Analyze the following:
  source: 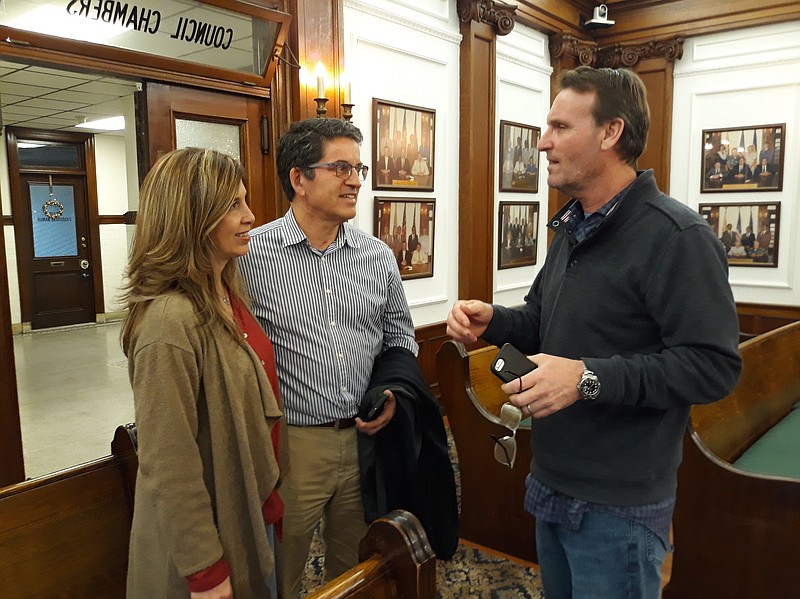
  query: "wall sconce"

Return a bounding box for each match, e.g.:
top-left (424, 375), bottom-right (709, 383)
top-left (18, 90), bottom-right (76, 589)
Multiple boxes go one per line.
top-left (340, 72), bottom-right (354, 123)
top-left (311, 61), bottom-right (355, 122)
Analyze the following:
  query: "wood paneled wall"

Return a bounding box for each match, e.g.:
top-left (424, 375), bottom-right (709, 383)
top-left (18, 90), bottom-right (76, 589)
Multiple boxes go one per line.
top-left (513, 1), bottom-right (800, 42)
top-left (0, 222), bottom-right (24, 485)
top-left (458, 18), bottom-right (497, 303)
top-left (737, 303), bottom-right (800, 340)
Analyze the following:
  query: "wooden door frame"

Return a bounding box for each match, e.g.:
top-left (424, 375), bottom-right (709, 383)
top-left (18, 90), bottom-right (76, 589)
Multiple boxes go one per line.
top-left (5, 128), bottom-right (104, 326)
top-left (141, 82), bottom-right (278, 226)
top-left (0, 221), bottom-right (25, 485)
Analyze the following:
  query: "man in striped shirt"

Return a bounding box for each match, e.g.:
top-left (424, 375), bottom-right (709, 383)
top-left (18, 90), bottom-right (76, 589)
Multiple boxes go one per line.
top-left (239, 118), bottom-right (418, 598)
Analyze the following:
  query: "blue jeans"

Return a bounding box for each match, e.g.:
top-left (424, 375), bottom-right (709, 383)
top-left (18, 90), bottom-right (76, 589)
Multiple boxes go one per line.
top-left (535, 512), bottom-right (667, 599)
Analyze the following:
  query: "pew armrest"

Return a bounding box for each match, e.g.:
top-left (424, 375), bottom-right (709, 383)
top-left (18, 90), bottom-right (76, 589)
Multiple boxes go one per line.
top-left (436, 341), bottom-right (537, 563)
top-left (306, 509), bottom-right (435, 599)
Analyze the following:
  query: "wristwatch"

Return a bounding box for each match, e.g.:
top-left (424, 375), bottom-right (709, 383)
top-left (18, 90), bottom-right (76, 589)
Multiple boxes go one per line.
top-left (577, 369), bottom-right (601, 401)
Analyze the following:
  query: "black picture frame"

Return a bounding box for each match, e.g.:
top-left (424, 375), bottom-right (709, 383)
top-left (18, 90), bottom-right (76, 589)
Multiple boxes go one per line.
top-left (701, 124), bottom-right (785, 193)
top-left (499, 120), bottom-right (540, 193)
top-left (372, 99), bottom-right (435, 192)
top-left (498, 201), bottom-right (539, 270)
top-left (698, 202), bottom-right (780, 267)
top-left (375, 197), bottom-right (435, 280)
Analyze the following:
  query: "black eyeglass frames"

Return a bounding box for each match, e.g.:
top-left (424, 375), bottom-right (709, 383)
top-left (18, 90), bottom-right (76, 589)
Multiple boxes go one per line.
top-left (491, 401), bottom-right (523, 469)
top-left (306, 161), bottom-right (369, 181)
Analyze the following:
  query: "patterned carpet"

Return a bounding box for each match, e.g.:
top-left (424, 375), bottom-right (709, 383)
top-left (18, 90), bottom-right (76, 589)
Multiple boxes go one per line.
top-left (301, 535), bottom-right (543, 598)
top-left (300, 427), bottom-right (544, 597)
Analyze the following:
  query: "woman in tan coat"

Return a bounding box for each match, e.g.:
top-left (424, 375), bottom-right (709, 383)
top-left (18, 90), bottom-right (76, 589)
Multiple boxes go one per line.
top-left (121, 148), bottom-right (284, 598)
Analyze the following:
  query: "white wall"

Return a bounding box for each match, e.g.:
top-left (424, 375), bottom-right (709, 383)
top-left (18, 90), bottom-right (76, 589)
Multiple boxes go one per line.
top-left (343, 0), bottom-right (461, 327)
top-left (493, 25), bottom-right (552, 308)
top-left (94, 134), bottom-right (133, 314)
top-left (1, 139), bottom-right (19, 323)
top-left (671, 21), bottom-right (800, 307)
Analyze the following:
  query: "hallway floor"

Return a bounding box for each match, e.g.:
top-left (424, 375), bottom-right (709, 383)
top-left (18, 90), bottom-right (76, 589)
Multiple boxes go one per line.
top-left (13, 321), bottom-right (134, 479)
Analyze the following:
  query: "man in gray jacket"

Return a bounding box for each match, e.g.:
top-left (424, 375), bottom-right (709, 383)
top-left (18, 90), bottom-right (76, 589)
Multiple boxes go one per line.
top-left (447, 67), bottom-right (741, 599)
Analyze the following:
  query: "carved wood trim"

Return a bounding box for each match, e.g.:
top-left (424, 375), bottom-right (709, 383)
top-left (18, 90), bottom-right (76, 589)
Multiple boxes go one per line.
top-left (595, 37), bottom-right (685, 69)
top-left (549, 33), bottom-right (596, 67)
top-left (457, 0), bottom-right (517, 36)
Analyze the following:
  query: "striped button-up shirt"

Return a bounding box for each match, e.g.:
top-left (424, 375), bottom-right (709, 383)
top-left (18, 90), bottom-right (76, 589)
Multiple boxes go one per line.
top-left (239, 209), bottom-right (418, 425)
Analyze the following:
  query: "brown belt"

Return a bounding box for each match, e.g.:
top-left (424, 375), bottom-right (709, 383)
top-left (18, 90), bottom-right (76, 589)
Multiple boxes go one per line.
top-left (309, 418), bottom-right (357, 430)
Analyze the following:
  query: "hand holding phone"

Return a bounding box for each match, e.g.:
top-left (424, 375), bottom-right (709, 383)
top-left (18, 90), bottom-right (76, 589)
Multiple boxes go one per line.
top-left (363, 392), bottom-right (389, 422)
top-left (490, 343), bottom-right (537, 384)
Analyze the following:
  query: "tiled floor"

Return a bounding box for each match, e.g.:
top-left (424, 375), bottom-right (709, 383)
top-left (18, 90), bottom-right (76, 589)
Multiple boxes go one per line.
top-left (13, 321), bottom-right (134, 479)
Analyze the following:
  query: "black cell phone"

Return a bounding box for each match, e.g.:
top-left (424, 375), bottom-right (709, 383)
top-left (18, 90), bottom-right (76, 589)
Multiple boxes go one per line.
top-left (490, 343), bottom-right (537, 384)
top-left (363, 393), bottom-right (388, 422)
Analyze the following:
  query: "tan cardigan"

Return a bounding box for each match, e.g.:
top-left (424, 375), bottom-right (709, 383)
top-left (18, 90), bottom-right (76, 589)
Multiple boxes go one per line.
top-left (126, 294), bottom-right (282, 597)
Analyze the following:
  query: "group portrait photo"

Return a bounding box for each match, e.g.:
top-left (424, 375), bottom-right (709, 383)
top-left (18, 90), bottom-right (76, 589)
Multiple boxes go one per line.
top-left (375, 198), bottom-right (435, 280)
top-left (701, 124), bottom-right (785, 192)
top-left (698, 202), bottom-right (780, 267)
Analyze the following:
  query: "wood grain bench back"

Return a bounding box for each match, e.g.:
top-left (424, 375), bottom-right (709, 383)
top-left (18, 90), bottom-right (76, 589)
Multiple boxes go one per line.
top-left (664, 321), bottom-right (800, 599)
top-left (690, 320), bottom-right (800, 462)
top-left (436, 341), bottom-right (537, 563)
top-left (0, 426), bottom-right (434, 599)
top-left (0, 424), bottom-right (137, 598)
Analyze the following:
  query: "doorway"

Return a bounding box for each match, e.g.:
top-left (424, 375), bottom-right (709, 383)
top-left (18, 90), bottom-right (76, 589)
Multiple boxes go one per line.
top-left (7, 130), bottom-right (98, 329)
top-left (1, 58), bottom-right (276, 481)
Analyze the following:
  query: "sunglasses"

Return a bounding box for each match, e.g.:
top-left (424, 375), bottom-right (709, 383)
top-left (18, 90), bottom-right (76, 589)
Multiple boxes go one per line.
top-left (491, 402), bottom-right (523, 469)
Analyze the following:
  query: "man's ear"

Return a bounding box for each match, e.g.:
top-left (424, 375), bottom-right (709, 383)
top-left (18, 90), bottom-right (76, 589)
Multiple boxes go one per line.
top-left (289, 166), bottom-right (306, 199)
top-left (600, 118), bottom-right (625, 151)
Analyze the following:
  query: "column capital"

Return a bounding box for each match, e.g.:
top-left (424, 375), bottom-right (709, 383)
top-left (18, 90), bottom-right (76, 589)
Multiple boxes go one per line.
top-left (549, 33), bottom-right (596, 66)
top-left (596, 37), bottom-right (685, 68)
top-left (457, 0), bottom-right (517, 36)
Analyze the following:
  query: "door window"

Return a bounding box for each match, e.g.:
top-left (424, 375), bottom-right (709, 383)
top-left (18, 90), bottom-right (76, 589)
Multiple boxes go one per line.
top-left (175, 119), bottom-right (241, 160)
top-left (29, 184), bottom-right (79, 258)
top-left (18, 143), bottom-right (82, 169)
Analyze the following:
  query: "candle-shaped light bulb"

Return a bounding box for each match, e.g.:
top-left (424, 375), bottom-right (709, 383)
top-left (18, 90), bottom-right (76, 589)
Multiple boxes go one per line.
top-left (314, 61), bottom-right (326, 98)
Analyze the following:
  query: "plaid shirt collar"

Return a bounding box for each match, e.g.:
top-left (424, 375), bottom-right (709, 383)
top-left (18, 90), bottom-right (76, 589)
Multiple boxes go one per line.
top-left (548, 176), bottom-right (636, 244)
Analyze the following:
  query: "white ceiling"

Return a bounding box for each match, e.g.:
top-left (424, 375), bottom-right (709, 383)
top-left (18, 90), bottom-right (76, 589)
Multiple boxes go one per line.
top-left (0, 60), bottom-right (140, 134)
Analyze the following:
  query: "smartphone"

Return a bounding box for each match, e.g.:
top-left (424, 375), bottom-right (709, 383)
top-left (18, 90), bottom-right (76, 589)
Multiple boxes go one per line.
top-left (490, 343), bottom-right (537, 384)
top-left (363, 393), bottom-right (388, 422)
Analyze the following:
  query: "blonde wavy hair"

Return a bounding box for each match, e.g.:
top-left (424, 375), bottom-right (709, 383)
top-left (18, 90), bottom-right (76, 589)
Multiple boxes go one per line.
top-left (121, 147), bottom-right (249, 354)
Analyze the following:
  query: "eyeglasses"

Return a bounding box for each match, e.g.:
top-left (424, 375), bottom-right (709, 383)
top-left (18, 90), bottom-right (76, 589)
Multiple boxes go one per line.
top-left (306, 161), bottom-right (369, 181)
top-left (491, 402), bottom-right (523, 469)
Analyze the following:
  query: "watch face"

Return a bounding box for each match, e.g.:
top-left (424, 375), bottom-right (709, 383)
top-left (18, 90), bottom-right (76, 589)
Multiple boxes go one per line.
top-left (580, 372), bottom-right (600, 400)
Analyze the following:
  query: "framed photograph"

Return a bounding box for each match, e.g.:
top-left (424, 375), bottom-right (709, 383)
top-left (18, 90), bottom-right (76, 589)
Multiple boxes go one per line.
top-left (701, 124), bottom-right (785, 193)
top-left (372, 99), bottom-right (435, 191)
top-left (375, 197), bottom-right (435, 280)
top-left (498, 201), bottom-right (539, 269)
top-left (499, 120), bottom-right (541, 193)
top-left (698, 202), bottom-right (780, 268)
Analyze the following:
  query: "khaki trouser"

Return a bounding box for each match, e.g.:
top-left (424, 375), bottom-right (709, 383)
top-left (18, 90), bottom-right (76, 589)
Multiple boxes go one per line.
top-left (276, 425), bottom-right (368, 598)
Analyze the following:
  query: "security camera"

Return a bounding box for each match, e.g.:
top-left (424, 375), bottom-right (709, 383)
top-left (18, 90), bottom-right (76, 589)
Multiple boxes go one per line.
top-left (583, 4), bottom-right (615, 30)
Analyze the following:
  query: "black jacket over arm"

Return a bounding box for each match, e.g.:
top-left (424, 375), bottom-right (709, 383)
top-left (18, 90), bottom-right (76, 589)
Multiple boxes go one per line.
top-left (358, 346), bottom-right (459, 560)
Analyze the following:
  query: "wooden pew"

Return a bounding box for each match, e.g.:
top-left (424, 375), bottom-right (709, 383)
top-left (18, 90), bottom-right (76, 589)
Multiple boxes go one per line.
top-left (436, 341), bottom-right (536, 563)
top-left (0, 425), bottom-right (137, 598)
top-left (663, 321), bottom-right (800, 599)
top-left (307, 510), bottom-right (436, 599)
top-left (0, 424), bottom-right (436, 599)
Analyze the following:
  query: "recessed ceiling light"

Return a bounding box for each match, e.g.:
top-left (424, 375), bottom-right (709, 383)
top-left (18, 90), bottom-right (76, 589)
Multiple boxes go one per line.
top-left (75, 116), bottom-right (125, 131)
